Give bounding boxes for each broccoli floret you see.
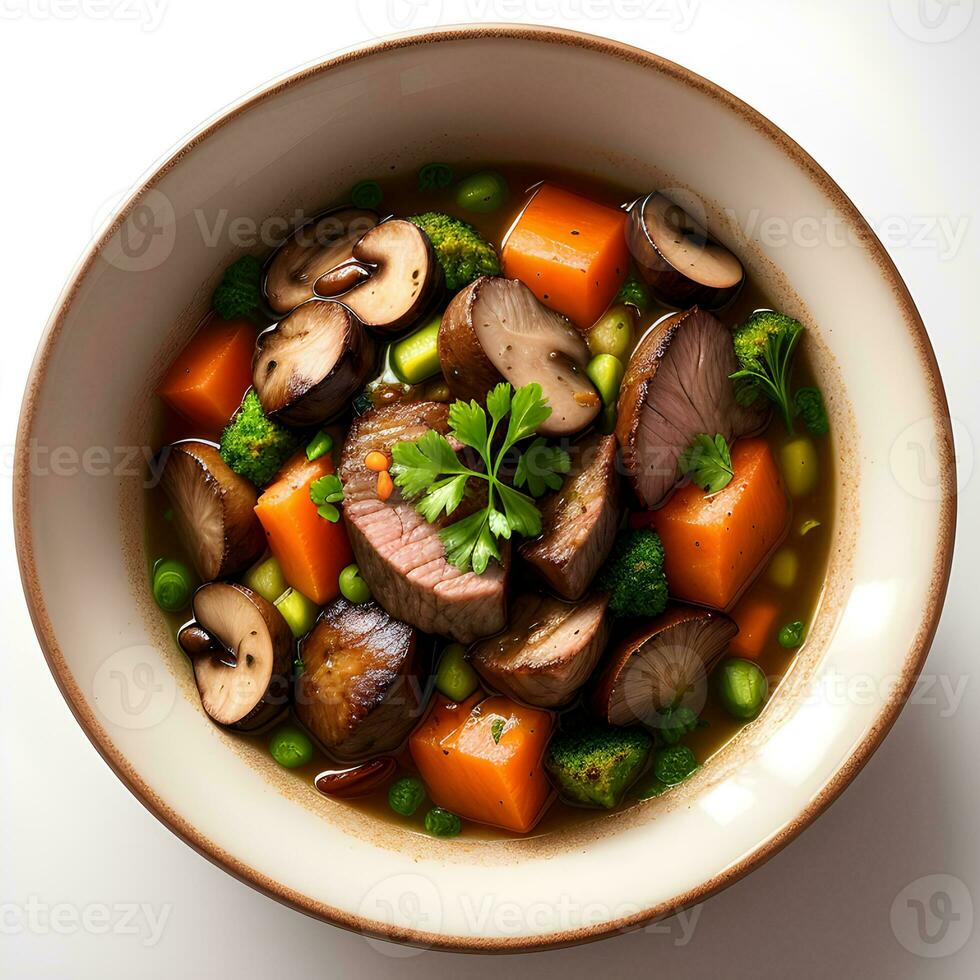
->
[408,212,500,291]
[597,528,669,618]
[730,311,804,432]
[654,745,699,785]
[546,724,653,808]
[794,386,829,436]
[219,390,299,486]
[615,272,650,312]
[212,255,262,320]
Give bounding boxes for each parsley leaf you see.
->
[490,718,505,744]
[310,475,344,521]
[514,437,571,498]
[391,383,566,573]
[679,433,734,494]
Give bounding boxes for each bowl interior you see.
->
[15,28,954,950]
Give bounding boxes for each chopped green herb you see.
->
[391,383,570,574]
[799,518,822,536]
[310,474,344,523]
[679,433,735,493]
[654,745,699,785]
[418,162,454,191]
[490,718,505,744]
[351,179,383,210]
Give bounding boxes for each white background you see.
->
[2,1,978,976]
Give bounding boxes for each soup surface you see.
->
[145,162,833,840]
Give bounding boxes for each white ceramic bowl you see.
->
[15,26,955,951]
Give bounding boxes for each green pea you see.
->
[424,806,461,837]
[243,555,288,604]
[306,431,334,462]
[654,745,699,785]
[339,563,372,604]
[778,620,806,649]
[768,547,798,589]
[435,643,479,702]
[269,725,313,769]
[418,162,453,191]
[715,658,768,720]
[152,558,194,612]
[587,305,636,359]
[455,171,508,214]
[780,436,819,498]
[274,588,319,638]
[351,180,383,210]
[388,776,426,816]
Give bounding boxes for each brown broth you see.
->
[144,163,835,840]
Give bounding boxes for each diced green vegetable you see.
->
[778,620,806,649]
[715,658,768,720]
[305,431,334,462]
[731,311,804,432]
[152,558,194,612]
[212,255,262,320]
[654,745,699,785]
[586,354,624,410]
[435,643,480,702]
[424,807,461,837]
[597,528,668,618]
[418,162,453,191]
[219,390,300,487]
[587,305,636,359]
[388,776,426,816]
[656,706,700,746]
[351,179,383,209]
[780,436,819,497]
[275,588,320,638]
[243,555,288,604]
[545,724,653,809]
[454,171,508,214]
[389,314,442,385]
[269,725,314,769]
[338,563,372,605]
[799,518,821,536]
[768,547,798,589]
[408,212,500,290]
[794,386,829,436]
[615,273,650,312]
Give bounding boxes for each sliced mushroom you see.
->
[627,192,743,309]
[263,207,378,315]
[159,441,265,581]
[181,582,293,731]
[470,592,610,708]
[296,597,425,762]
[615,307,768,509]
[252,301,375,425]
[439,277,600,437]
[340,219,440,334]
[592,605,737,727]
